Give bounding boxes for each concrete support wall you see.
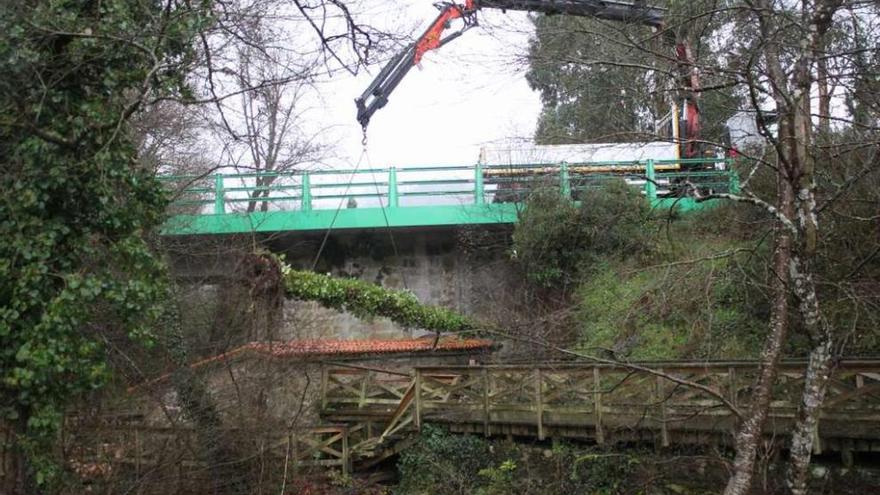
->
[274,227,516,341]
[167,226,518,342]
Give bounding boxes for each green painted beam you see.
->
[162,203,519,235]
[161,197,711,236]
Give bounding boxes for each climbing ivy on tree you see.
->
[0,1,212,488]
[282,266,479,333]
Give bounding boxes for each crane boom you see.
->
[355,1,478,130]
[356,0,665,129]
[354,1,702,157]
[477,1,663,27]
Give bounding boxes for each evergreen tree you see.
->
[0,1,210,489]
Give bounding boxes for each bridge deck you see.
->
[319,360,880,463]
[161,158,737,235]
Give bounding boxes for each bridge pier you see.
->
[166,226,520,344]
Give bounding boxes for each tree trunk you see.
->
[164,294,250,494]
[785,255,836,494]
[785,21,836,484]
[11,442,42,495]
[817,55,831,134]
[786,335,834,494]
[723,173,796,495]
[247,176,262,213]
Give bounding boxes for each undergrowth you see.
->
[396,425,725,495]
[575,226,768,360]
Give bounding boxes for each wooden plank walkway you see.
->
[320,360,880,463]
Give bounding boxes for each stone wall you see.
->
[168,226,520,343]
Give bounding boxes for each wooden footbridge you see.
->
[310,360,880,472]
[64,359,880,485]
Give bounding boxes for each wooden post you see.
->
[342,427,351,476]
[728,367,737,410]
[321,366,328,411]
[535,368,545,440]
[134,429,142,495]
[727,366,737,406]
[657,371,669,448]
[414,370,422,431]
[593,367,604,445]
[358,371,372,409]
[482,369,491,437]
[841,440,854,468]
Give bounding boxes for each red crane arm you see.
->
[355,0,683,144]
[355,1,478,128]
[414,1,476,64]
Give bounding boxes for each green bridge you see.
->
[161,158,736,236]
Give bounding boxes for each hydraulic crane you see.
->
[355,0,704,158]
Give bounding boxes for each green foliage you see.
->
[396,425,493,494]
[577,263,765,359]
[526,4,740,145]
[510,175,770,360]
[281,266,479,333]
[526,15,655,143]
[569,452,643,494]
[396,429,723,494]
[512,181,654,289]
[0,0,211,487]
[476,459,518,495]
[576,180,655,257]
[512,190,584,287]
[576,233,767,360]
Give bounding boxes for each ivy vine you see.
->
[281,265,479,334]
[0,1,212,488]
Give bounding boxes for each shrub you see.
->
[396,425,493,494]
[577,179,654,258]
[512,180,654,289]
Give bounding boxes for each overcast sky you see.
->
[308,2,542,168]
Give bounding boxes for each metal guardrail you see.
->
[159,158,737,216]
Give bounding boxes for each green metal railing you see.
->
[160,158,736,216]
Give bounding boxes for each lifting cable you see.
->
[364,138,409,292]
[310,127,409,295]
[310,143,367,271]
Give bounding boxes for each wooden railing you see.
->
[62,422,354,492]
[40,359,880,490]
[321,360,880,454]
